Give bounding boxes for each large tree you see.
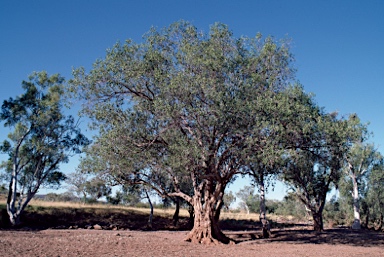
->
[69,21,294,244]
[0,71,89,225]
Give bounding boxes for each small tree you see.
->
[282,93,357,231]
[344,140,381,230]
[222,191,236,211]
[0,71,89,225]
[236,185,260,214]
[84,177,111,202]
[66,170,89,203]
[365,160,384,230]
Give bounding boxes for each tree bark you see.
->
[185,195,231,245]
[259,181,271,238]
[214,200,223,222]
[172,197,180,226]
[351,175,361,230]
[312,210,324,231]
[7,167,19,226]
[365,207,370,229]
[6,191,35,226]
[187,203,194,230]
[377,213,383,231]
[145,190,153,229]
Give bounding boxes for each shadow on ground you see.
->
[228,228,384,247]
[1,205,383,248]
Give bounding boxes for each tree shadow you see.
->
[1,205,383,248]
[230,228,384,247]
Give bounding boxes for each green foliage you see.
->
[236,185,260,213]
[66,171,112,202]
[274,193,306,219]
[69,21,295,213]
[84,177,111,200]
[223,191,236,210]
[0,184,7,194]
[43,192,77,202]
[323,195,353,227]
[0,71,89,224]
[364,161,384,230]
[281,96,362,230]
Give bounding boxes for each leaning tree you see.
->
[0,71,89,225]
[69,21,295,244]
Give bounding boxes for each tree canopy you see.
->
[69,21,299,244]
[0,71,89,225]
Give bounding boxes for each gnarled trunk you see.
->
[312,210,324,231]
[214,200,223,222]
[185,195,230,245]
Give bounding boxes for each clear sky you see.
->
[1,0,383,200]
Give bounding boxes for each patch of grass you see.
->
[0,199,190,230]
[0,199,304,231]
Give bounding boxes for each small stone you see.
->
[93,224,103,230]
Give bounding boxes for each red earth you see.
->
[1,227,383,257]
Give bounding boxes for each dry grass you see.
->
[0,198,287,222]
[17,199,268,220]
[1,198,299,232]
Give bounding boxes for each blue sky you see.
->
[1,1,383,200]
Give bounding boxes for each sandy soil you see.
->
[1,228,383,257]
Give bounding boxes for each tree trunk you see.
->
[6,208,20,226]
[185,195,231,245]
[6,191,34,226]
[172,197,180,226]
[312,210,324,231]
[351,176,361,230]
[214,200,223,222]
[365,207,370,229]
[145,190,153,229]
[187,203,194,230]
[377,212,383,231]
[7,169,19,226]
[6,175,23,226]
[259,182,271,238]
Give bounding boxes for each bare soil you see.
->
[0,228,383,257]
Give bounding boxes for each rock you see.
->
[93,224,103,230]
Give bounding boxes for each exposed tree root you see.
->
[184,228,234,245]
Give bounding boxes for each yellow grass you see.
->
[0,198,290,222]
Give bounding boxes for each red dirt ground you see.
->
[1,227,383,257]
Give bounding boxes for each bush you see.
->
[274,194,306,219]
[323,196,353,227]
